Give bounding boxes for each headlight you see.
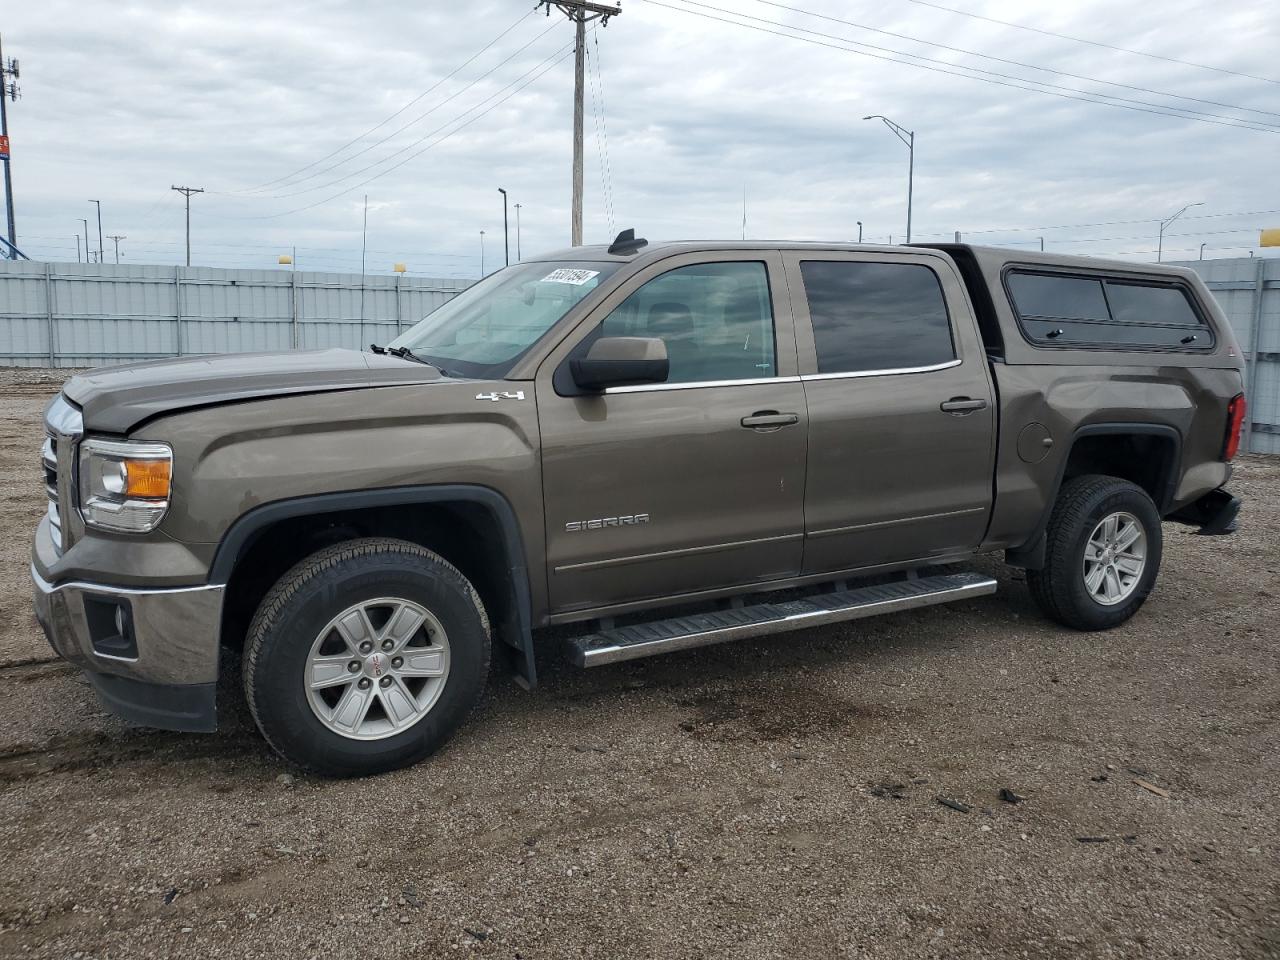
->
[78,438,173,533]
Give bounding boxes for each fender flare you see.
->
[1005,422,1182,570]
[209,484,537,686]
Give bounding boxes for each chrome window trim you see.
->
[801,358,962,382]
[604,375,802,394]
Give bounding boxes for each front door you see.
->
[537,252,807,617]
[782,251,997,575]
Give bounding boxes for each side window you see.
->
[599,261,776,384]
[799,260,955,374]
[1007,270,1212,349]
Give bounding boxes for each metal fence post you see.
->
[44,262,56,366]
[395,274,403,333]
[291,270,300,348]
[1244,257,1266,454]
[174,266,184,356]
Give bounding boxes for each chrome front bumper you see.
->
[32,565,224,731]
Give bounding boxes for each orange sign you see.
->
[0,135,8,157]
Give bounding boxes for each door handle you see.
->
[741,410,800,430]
[939,397,988,415]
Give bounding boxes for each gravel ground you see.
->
[0,368,1276,959]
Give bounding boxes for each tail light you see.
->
[1223,393,1246,461]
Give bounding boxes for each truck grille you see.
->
[42,395,84,556]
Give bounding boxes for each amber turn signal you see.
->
[124,458,172,499]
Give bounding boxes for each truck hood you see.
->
[63,348,446,433]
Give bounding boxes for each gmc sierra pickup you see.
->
[32,231,1245,775]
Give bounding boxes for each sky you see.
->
[2,0,1279,278]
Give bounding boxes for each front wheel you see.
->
[1027,475,1163,631]
[243,538,491,777]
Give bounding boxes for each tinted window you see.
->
[599,261,776,383]
[1007,269,1212,350]
[800,261,955,374]
[1105,282,1201,326]
[1006,273,1108,321]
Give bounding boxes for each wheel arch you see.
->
[1006,422,1182,570]
[211,485,536,686]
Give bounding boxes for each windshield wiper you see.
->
[387,345,456,376]
[369,343,388,355]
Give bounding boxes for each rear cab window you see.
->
[1006,269,1213,351]
[798,260,956,375]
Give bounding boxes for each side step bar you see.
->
[565,571,998,668]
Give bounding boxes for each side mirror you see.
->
[570,337,669,391]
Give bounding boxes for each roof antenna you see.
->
[607,228,648,255]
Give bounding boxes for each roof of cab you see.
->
[527,238,1199,282]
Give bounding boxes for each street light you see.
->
[1157,202,1203,262]
[514,203,523,261]
[498,188,510,266]
[480,229,486,278]
[1199,242,1207,260]
[864,115,914,243]
[79,218,90,263]
[88,199,103,265]
[856,220,863,243]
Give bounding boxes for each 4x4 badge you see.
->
[476,390,526,402]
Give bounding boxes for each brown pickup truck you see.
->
[33,233,1246,776]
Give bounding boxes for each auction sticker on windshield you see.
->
[541,268,600,285]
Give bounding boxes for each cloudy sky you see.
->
[3,0,1278,277]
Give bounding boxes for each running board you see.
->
[565,571,998,668]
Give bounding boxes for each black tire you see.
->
[1027,475,1163,631]
[243,538,490,777]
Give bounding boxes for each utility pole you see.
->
[170,185,204,266]
[0,35,18,259]
[538,1,621,246]
[89,199,103,264]
[107,234,125,264]
[498,187,510,266]
[514,203,523,261]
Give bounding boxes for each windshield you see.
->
[387,261,620,378]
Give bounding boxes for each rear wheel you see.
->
[1027,475,1163,631]
[243,538,490,777]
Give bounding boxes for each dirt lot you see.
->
[0,368,1276,959]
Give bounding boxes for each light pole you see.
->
[498,188,509,267]
[88,199,103,265]
[480,230,486,278]
[1199,242,1207,260]
[79,218,90,263]
[1157,202,1203,262]
[515,203,523,261]
[864,115,914,243]
[856,220,863,243]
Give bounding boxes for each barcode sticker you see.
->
[541,268,600,285]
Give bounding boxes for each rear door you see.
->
[536,251,807,616]
[782,251,996,575]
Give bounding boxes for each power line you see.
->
[744,0,1280,123]
[894,0,1280,87]
[240,8,539,193]
[587,23,617,234]
[238,23,564,198]
[245,41,573,202]
[219,47,576,220]
[649,0,1280,134]
[917,207,1280,238]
